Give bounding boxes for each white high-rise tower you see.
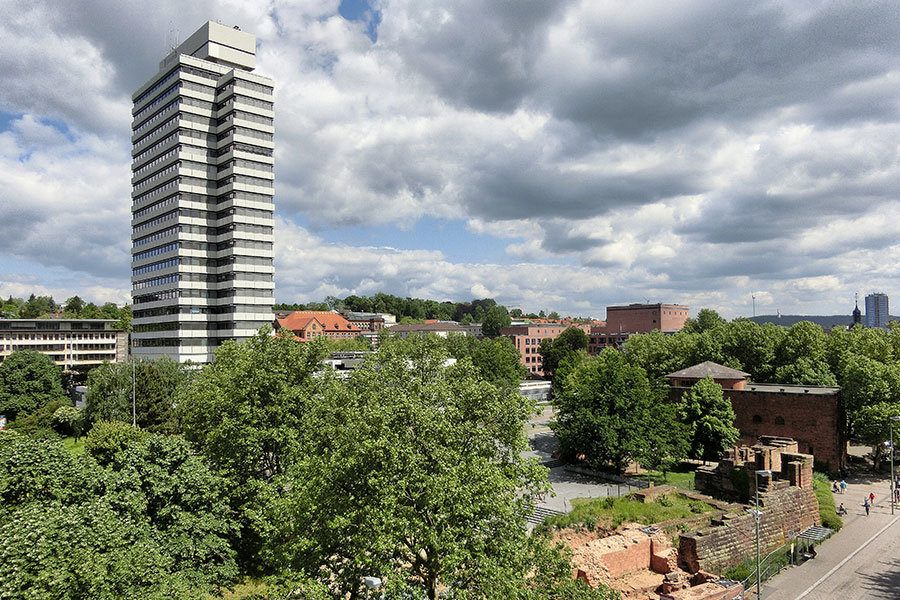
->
[131,22,275,362]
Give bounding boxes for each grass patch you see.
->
[543,491,717,531]
[721,543,793,583]
[61,436,86,456]
[813,472,843,532]
[642,464,696,490]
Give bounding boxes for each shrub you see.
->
[52,406,86,440]
[813,472,843,532]
[85,421,146,466]
[7,398,69,437]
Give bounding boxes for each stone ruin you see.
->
[557,487,744,600]
[682,436,819,574]
[558,437,820,599]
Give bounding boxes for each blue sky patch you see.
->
[338,0,381,42]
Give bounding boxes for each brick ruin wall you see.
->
[679,481,819,573]
[668,386,847,470]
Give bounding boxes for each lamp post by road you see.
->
[891,416,900,515]
[755,469,772,599]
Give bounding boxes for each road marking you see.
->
[794,513,900,599]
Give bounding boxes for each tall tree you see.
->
[177,328,329,571]
[0,350,66,420]
[553,348,661,473]
[86,357,189,432]
[539,326,589,381]
[677,376,740,462]
[481,304,512,337]
[279,336,609,599]
[683,308,726,334]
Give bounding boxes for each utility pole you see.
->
[131,353,136,427]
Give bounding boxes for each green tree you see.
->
[683,308,726,334]
[624,329,690,382]
[0,432,237,600]
[553,349,661,473]
[107,434,238,588]
[85,420,147,466]
[86,357,189,432]
[63,295,85,316]
[720,319,782,382]
[773,321,836,385]
[178,328,329,571]
[443,334,526,389]
[677,376,740,462]
[0,350,66,420]
[853,402,900,470]
[539,327,589,381]
[279,336,602,599]
[0,296,24,318]
[52,406,86,441]
[482,304,512,337]
[21,294,56,318]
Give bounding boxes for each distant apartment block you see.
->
[0,319,128,370]
[501,323,572,377]
[589,303,689,353]
[274,311,361,341]
[865,293,889,329]
[131,22,275,363]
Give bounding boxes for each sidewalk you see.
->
[761,473,898,600]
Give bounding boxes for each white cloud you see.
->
[2,1,900,319]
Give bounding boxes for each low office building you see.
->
[386,321,469,339]
[0,319,128,371]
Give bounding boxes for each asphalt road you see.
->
[763,476,900,600]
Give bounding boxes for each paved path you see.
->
[762,475,900,600]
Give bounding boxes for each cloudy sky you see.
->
[1,0,899,319]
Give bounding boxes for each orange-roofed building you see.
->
[274,311,362,342]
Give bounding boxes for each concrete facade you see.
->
[0,319,128,370]
[131,21,275,363]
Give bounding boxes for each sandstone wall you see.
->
[678,484,820,573]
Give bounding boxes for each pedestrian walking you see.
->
[894,487,899,503]
[870,492,876,504]
[833,481,839,493]
[840,480,847,494]
[864,497,870,516]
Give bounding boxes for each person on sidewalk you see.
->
[870,492,876,504]
[840,480,847,494]
[864,497,870,516]
[838,503,848,516]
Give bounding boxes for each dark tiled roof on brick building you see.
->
[665,361,749,380]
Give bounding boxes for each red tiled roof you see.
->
[275,311,361,334]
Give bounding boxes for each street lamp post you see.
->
[890,416,900,515]
[131,354,136,427]
[755,469,772,599]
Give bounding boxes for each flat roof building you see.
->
[590,303,689,353]
[130,22,275,362]
[865,293,889,329]
[0,319,128,371]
